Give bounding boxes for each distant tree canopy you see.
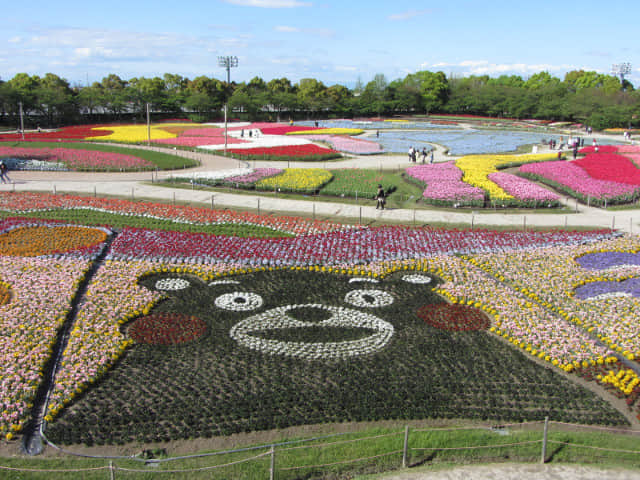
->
[0,69,638,129]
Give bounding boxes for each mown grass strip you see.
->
[0,210,292,238]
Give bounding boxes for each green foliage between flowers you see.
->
[46,269,627,447]
[320,169,397,198]
[0,210,292,238]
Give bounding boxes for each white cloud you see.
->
[222,0,311,7]
[275,25,300,32]
[388,9,431,21]
[421,60,580,76]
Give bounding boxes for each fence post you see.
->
[53,184,56,195]
[173,192,175,206]
[564,216,568,228]
[313,203,316,220]
[359,206,362,225]
[541,416,549,464]
[471,214,474,229]
[211,195,214,209]
[109,460,115,480]
[94,186,96,198]
[523,216,527,231]
[355,191,358,204]
[402,425,410,469]
[131,188,134,201]
[270,445,276,480]
[612,216,615,231]
[258,198,261,216]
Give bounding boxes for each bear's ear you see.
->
[139,274,206,294]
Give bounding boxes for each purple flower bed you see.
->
[574,278,640,300]
[519,161,640,204]
[224,168,283,184]
[488,172,560,202]
[406,162,485,207]
[576,251,640,270]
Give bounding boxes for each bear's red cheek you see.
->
[128,313,207,345]
[417,304,490,332]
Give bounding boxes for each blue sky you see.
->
[1,0,638,88]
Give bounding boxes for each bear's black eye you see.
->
[215,292,263,311]
[344,289,394,308]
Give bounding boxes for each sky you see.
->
[1,0,639,89]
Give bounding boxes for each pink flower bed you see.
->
[406,162,485,205]
[488,172,560,202]
[519,161,639,199]
[574,153,640,185]
[300,135,382,154]
[224,168,283,184]
[0,147,153,170]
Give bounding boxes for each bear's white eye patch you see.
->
[402,274,432,284]
[348,278,379,284]
[215,292,264,311]
[155,278,191,291]
[208,280,241,286]
[344,289,394,308]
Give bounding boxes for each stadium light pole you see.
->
[218,56,238,153]
[612,62,632,88]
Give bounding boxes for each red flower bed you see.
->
[259,126,321,135]
[128,313,207,345]
[0,125,111,142]
[578,145,618,154]
[574,152,640,185]
[226,144,338,157]
[417,304,490,331]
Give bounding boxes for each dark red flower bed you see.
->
[0,125,111,142]
[417,304,490,331]
[574,152,640,185]
[226,144,339,158]
[128,313,207,345]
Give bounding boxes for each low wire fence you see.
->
[2,419,640,479]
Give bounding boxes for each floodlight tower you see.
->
[218,55,238,152]
[612,62,632,87]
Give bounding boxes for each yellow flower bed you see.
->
[287,128,364,136]
[256,168,333,192]
[598,369,640,396]
[455,153,557,200]
[86,123,190,142]
[384,119,409,123]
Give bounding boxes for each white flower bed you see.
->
[170,168,253,181]
[200,134,313,151]
[402,274,432,284]
[229,304,394,360]
[155,278,191,291]
[215,292,264,311]
[344,289,394,308]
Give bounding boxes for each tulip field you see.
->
[1,192,640,449]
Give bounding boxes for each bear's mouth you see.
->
[229,304,394,360]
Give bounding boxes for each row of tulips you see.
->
[487,172,560,206]
[519,161,640,206]
[106,225,615,267]
[455,153,557,201]
[255,168,333,193]
[0,192,350,235]
[0,146,153,171]
[405,162,485,207]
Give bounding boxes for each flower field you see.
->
[3,193,640,446]
[0,146,153,171]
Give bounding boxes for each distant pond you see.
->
[296,120,620,156]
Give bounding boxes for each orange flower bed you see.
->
[0,281,12,305]
[0,226,107,256]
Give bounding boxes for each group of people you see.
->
[407,146,434,164]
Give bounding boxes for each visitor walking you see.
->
[375,184,386,210]
[429,151,434,164]
[421,148,427,163]
[0,161,10,184]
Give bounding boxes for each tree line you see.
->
[0,69,637,130]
